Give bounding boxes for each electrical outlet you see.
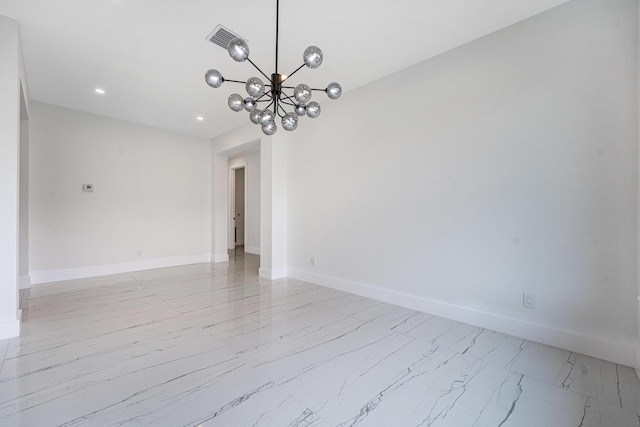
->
[310,256,316,267]
[523,292,536,309]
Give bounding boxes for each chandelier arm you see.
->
[282,63,306,82]
[280,100,297,108]
[281,101,298,109]
[280,85,325,92]
[279,91,295,101]
[246,58,272,82]
[276,103,288,118]
[223,79,249,84]
[280,93,299,106]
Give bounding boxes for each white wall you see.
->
[19,113,29,289]
[262,132,290,279]
[637,0,640,379]
[229,150,261,254]
[29,102,212,284]
[287,0,638,366]
[18,23,30,292]
[0,15,22,339]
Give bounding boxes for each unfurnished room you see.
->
[1,0,640,425]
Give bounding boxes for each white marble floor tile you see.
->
[556,352,640,415]
[390,311,487,352]
[76,361,322,427]
[0,338,8,374]
[252,319,416,375]
[349,301,420,328]
[206,301,352,346]
[317,350,514,426]
[229,314,372,364]
[313,294,384,318]
[592,399,640,427]
[501,340,572,385]
[0,318,199,400]
[453,329,527,366]
[471,373,594,427]
[281,339,458,426]
[1,326,325,426]
[2,252,639,426]
[8,304,185,359]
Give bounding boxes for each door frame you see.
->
[228,162,247,250]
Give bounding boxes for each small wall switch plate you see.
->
[523,292,536,309]
[136,250,142,257]
[310,256,316,267]
[83,184,94,192]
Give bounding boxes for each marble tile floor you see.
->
[1,250,639,426]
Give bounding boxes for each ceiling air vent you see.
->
[206,24,247,50]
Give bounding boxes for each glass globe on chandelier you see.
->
[204,0,342,135]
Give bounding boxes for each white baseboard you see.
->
[0,310,21,340]
[289,268,635,368]
[30,254,212,285]
[214,253,229,263]
[245,246,260,255]
[19,275,31,289]
[259,267,287,280]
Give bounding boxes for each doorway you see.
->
[215,137,281,278]
[233,167,245,248]
[227,148,260,256]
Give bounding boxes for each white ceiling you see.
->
[0,0,570,139]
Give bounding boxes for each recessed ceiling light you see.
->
[95,88,105,95]
[196,116,204,121]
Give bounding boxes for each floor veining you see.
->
[1,250,639,426]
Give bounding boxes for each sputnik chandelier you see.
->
[204,0,342,135]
